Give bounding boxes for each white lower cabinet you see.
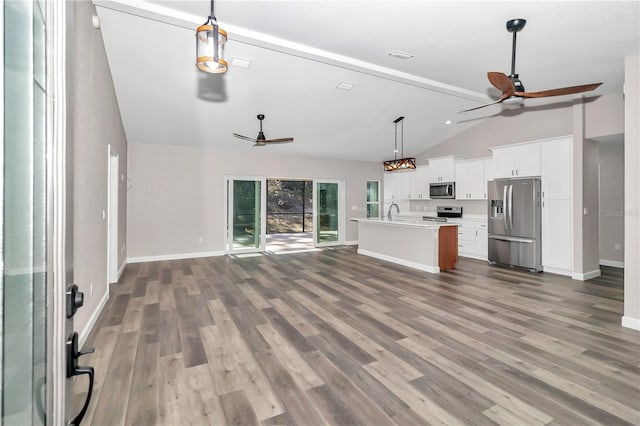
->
[475,223,488,257]
[542,199,572,273]
[455,220,488,260]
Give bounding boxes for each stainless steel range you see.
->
[423,206,462,222]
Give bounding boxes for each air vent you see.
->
[336,81,355,91]
[231,57,252,68]
[388,51,414,60]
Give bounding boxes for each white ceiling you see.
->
[94,1,639,162]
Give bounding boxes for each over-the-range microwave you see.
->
[429,182,455,199]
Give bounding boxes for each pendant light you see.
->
[196,0,228,73]
[383,117,416,171]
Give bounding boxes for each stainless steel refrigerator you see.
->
[488,177,542,272]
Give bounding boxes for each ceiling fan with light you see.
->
[459,19,602,113]
[233,114,294,146]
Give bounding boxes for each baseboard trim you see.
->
[357,249,439,273]
[117,261,127,281]
[621,316,640,331]
[600,259,624,268]
[344,240,358,246]
[542,266,573,277]
[572,269,602,281]
[127,250,225,263]
[78,290,109,349]
[459,253,488,261]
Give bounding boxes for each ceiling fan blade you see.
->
[233,133,257,142]
[487,72,515,95]
[264,137,294,143]
[458,94,511,113]
[516,82,602,99]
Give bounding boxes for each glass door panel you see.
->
[227,178,266,253]
[313,180,342,246]
[2,0,47,424]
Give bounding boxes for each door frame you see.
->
[107,145,119,283]
[45,1,71,424]
[224,176,267,254]
[312,179,345,247]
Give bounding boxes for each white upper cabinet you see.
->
[399,171,413,200]
[426,156,458,183]
[541,136,572,199]
[455,159,487,200]
[410,166,429,199]
[383,172,401,202]
[491,142,541,178]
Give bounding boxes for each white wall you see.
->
[623,56,640,330]
[70,0,128,342]
[599,139,625,264]
[127,143,381,259]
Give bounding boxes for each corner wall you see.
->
[70,0,128,344]
[126,143,381,259]
[623,56,640,330]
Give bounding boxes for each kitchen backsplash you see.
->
[409,199,487,215]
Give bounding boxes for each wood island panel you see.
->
[438,225,458,271]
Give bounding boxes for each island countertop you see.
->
[350,217,459,229]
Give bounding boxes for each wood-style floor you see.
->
[75,247,640,426]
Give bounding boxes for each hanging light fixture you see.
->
[196,0,228,73]
[383,116,416,171]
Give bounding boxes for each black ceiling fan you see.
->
[233,114,294,146]
[459,18,602,113]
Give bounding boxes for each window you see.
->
[366,181,380,218]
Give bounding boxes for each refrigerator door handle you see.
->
[503,184,509,231]
[489,235,534,244]
[508,184,514,231]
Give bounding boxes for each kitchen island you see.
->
[352,218,458,273]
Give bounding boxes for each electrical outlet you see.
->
[614,243,621,251]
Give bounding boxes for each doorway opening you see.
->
[266,179,315,253]
[107,146,120,283]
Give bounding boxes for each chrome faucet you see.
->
[387,203,400,221]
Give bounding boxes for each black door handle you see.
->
[69,366,94,426]
[66,332,95,425]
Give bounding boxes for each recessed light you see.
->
[445,120,452,125]
[231,57,252,68]
[336,81,355,91]
[388,50,414,60]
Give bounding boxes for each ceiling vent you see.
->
[336,81,355,91]
[388,51,414,60]
[231,57,252,68]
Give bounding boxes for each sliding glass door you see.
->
[226,178,266,253]
[313,180,344,247]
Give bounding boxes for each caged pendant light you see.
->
[383,116,416,172]
[196,0,228,73]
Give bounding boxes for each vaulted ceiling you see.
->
[94,1,639,161]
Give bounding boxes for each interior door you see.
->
[226,177,266,253]
[313,180,344,247]
[2,1,48,423]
